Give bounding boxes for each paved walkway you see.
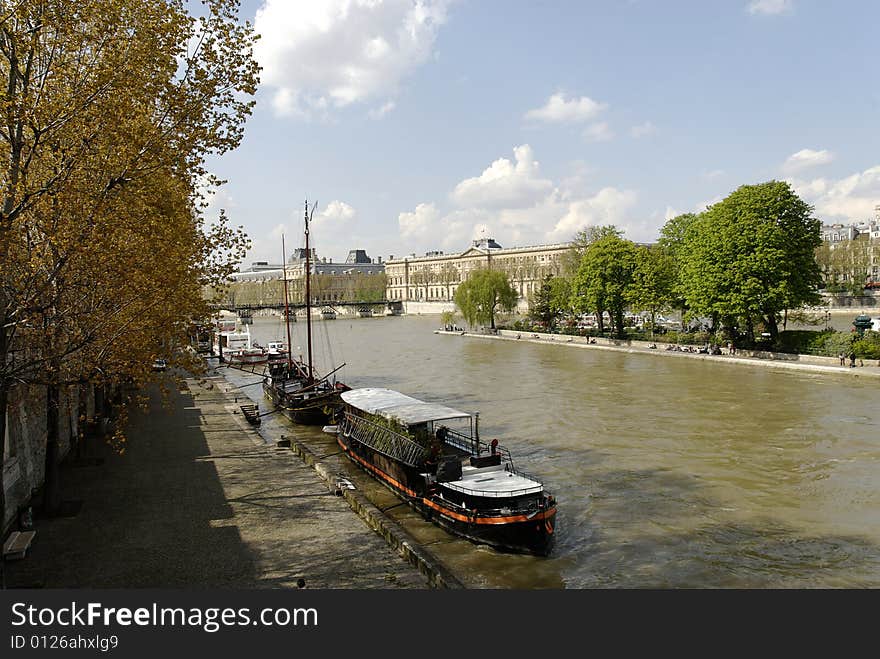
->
[5,374,434,589]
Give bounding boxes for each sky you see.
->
[204,0,880,267]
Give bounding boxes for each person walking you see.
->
[839,352,846,366]
[849,351,857,368]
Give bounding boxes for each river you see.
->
[219,312,880,588]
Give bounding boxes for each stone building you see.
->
[220,249,386,307]
[285,248,386,305]
[385,237,573,307]
[819,219,880,286]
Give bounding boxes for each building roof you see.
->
[341,388,472,425]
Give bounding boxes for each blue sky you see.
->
[205,0,880,266]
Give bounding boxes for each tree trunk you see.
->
[765,312,779,341]
[75,385,87,460]
[614,307,625,339]
[43,382,62,515]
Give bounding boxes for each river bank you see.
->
[435,328,880,379]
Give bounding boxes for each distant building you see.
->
[818,218,880,287]
[284,248,385,304]
[385,237,572,304]
[227,261,285,282]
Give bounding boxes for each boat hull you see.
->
[263,381,348,425]
[337,430,556,556]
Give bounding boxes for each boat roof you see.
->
[441,464,544,498]
[341,388,472,426]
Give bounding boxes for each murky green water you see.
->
[221,313,880,588]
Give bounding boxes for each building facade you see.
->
[285,248,386,304]
[818,217,880,287]
[385,238,573,305]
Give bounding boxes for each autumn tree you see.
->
[453,268,518,330]
[0,0,258,520]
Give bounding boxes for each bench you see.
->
[239,404,261,426]
[3,530,36,560]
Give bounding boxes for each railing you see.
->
[341,413,429,467]
[442,427,479,455]
[441,427,539,481]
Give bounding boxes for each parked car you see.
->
[151,358,167,372]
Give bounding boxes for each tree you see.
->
[561,225,623,276]
[453,268,518,330]
[529,274,574,329]
[528,275,555,327]
[677,181,822,342]
[0,0,258,522]
[629,244,676,337]
[571,234,640,338]
[437,263,459,301]
[657,212,700,322]
[816,237,877,295]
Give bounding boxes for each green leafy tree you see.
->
[561,224,623,276]
[571,233,640,338]
[678,181,822,342]
[548,275,574,321]
[658,212,700,322]
[453,268,518,330]
[528,274,555,327]
[629,244,676,337]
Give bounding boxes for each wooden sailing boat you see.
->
[262,200,351,424]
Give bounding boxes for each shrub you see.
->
[813,331,858,358]
[852,333,880,360]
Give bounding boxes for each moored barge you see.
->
[330,388,556,556]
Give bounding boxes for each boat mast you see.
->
[282,234,293,371]
[304,199,314,383]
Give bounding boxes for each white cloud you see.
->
[747,0,793,15]
[790,165,880,220]
[547,188,638,241]
[524,92,607,124]
[630,121,656,138]
[397,145,641,252]
[583,121,614,143]
[313,200,356,230]
[782,148,834,173]
[254,0,451,118]
[451,144,553,209]
[399,202,440,239]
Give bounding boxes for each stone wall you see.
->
[3,383,92,531]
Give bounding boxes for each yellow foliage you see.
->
[0,0,259,447]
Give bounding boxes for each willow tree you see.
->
[453,268,518,330]
[0,0,258,519]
